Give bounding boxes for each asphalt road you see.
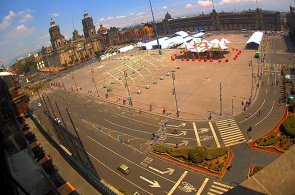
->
[28,34,292,195]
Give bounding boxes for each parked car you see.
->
[117,163,131,175]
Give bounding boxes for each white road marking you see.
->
[139,176,161,188]
[196,178,209,195]
[87,136,175,183]
[255,101,275,126]
[165,140,189,146]
[239,99,265,123]
[167,171,188,195]
[149,166,175,175]
[87,152,153,195]
[193,122,201,146]
[208,122,221,148]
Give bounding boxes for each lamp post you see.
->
[220,82,223,116]
[91,69,99,97]
[148,0,161,55]
[172,72,179,117]
[124,71,132,106]
[72,72,79,91]
[250,60,254,99]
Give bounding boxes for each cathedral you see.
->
[41,11,107,67]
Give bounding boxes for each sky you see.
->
[0,0,293,67]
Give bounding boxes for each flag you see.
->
[0,60,2,63]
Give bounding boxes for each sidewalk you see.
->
[27,118,102,195]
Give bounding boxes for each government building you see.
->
[156,8,281,35]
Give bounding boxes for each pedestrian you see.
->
[177,107,181,117]
[106,93,108,99]
[123,99,126,105]
[258,110,261,116]
[162,107,166,114]
[241,101,244,106]
[248,112,251,118]
[149,104,152,111]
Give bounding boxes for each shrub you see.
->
[118,187,130,195]
[170,149,189,160]
[250,166,264,177]
[259,138,278,146]
[188,147,207,164]
[153,146,171,154]
[289,100,295,113]
[206,148,228,160]
[280,118,295,138]
[107,88,113,92]
[271,132,277,138]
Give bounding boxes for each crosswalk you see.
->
[207,181,233,195]
[215,118,246,147]
[264,63,283,69]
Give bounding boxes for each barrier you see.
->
[28,110,118,195]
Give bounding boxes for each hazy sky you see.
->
[0,0,293,67]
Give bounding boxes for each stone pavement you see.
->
[27,118,102,195]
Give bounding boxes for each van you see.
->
[241,29,248,33]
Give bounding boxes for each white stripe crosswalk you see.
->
[264,63,282,69]
[207,181,233,195]
[215,118,246,147]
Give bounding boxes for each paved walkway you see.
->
[27,118,102,195]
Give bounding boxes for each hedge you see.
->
[188,147,207,164]
[206,148,228,160]
[153,146,172,154]
[170,149,189,160]
[259,138,278,146]
[280,118,295,138]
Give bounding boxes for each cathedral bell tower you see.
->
[49,18,66,50]
[82,11,96,38]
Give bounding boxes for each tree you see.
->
[188,147,207,164]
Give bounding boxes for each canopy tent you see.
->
[171,31,189,38]
[141,37,169,50]
[246,31,263,49]
[177,42,194,50]
[210,39,220,44]
[209,43,228,51]
[118,45,134,53]
[192,32,205,38]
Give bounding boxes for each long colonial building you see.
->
[156,8,281,35]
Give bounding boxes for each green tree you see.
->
[188,147,207,164]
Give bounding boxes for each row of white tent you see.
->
[137,31,206,50]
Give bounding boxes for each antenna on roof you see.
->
[256,0,258,9]
[212,0,215,10]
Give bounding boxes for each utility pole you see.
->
[250,60,254,99]
[91,69,99,97]
[220,82,223,116]
[148,0,161,55]
[172,73,179,117]
[72,72,79,91]
[124,71,132,106]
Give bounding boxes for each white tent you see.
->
[246,31,263,45]
[210,39,220,44]
[118,45,134,53]
[192,32,205,38]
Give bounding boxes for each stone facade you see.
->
[156,9,281,35]
[43,11,103,67]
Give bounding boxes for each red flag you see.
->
[0,60,2,63]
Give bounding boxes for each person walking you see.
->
[149,104,152,111]
[258,110,261,116]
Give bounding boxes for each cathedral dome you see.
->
[165,12,172,20]
[98,24,108,34]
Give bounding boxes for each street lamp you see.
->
[124,71,133,106]
[172,72,179,117]
[148,0,161,55]
[91,69,99,97]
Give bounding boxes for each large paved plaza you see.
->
[61,33,263,120]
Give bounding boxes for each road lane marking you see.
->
[139,176,161,188]
[167,171,188,195]
[112,113,159,127]
[192,122,201,146]
[87,152,153,195]
[104,119,151,134]
[87,136,175,183]
[239,99,265,123]
[208,122,221,148]
[255,101,275,126]
[149,166,175,175]
[196,178,209,195]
